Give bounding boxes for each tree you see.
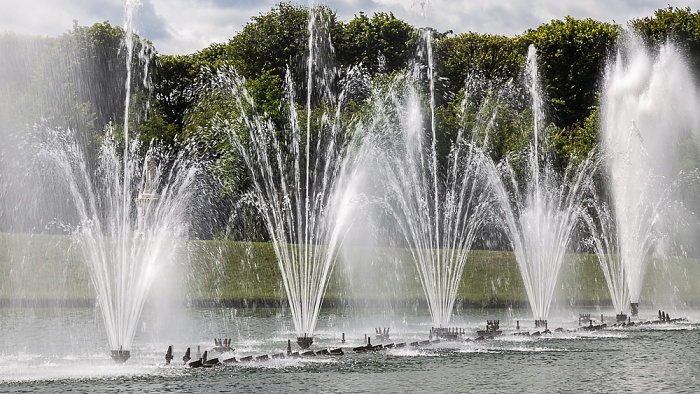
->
[631,7,700,72]
[334,11,416,74]
[0,22,155,154]
[437,32,525,94]
[225,2,313,80]
[521,16,620,130]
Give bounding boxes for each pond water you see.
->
[1,306,698,393]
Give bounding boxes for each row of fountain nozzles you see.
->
[430,327,466,333]
[375,327,390,339]
[166,345,238,367]
[214,338,232,347]
[165,345,197,365]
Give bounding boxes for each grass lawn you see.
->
[1,233,698,307]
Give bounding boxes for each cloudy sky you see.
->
[1,0,699,55]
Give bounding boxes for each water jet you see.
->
[587,34,700,319]
[359,31,496,328]
[492,45,596,324]
[631,303,639,316]
[210,6,357,342]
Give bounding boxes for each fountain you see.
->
[205,7,359,346]
[582,201,631,318]
[587,34,700,317]
[491,45,597,323]
[351,30,497,327]
[3,1,700,389]
[7,0,203,363]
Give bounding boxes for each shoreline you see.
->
[0,297,672,309]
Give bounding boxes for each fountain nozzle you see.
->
[111,346,130,363]
[296,334,314,349]
[165,345,173,365]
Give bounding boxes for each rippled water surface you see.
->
[1,307,698,393]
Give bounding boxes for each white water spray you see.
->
[595,34,700,313]
[209,8,360,343]
[492,45,597,322]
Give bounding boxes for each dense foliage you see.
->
[3,3,700,241]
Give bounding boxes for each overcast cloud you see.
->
[0,0,699,55]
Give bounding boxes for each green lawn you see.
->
[1,233,698,307]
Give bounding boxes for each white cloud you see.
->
[0,0,123,37]
[148,0,264,54]
[1,0,700,55]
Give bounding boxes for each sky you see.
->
[1,0,699,55]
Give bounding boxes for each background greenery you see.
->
[4,5,700,180]
[2,5,700,305]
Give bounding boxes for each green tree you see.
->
[59,21,154,131]
[0,22,156,154]
[521,16,620,130]
[631,7,700,71]
[550,105,600,170]
[149,43,241,145]
[153,53,201,131]
[437,32,525,94]
[226,3,313,80]
[334,11,416,74]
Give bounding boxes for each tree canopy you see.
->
[631,6,700,71]
[4,3,700,240]
[521,16,621,129]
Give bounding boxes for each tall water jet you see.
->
[38,129,199,363]
[21,0,203,363]
[350,30,498,327]
[207,8,359,347]
[596,34,700,315]
[492,45,596,323]
[582,202,631,317]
